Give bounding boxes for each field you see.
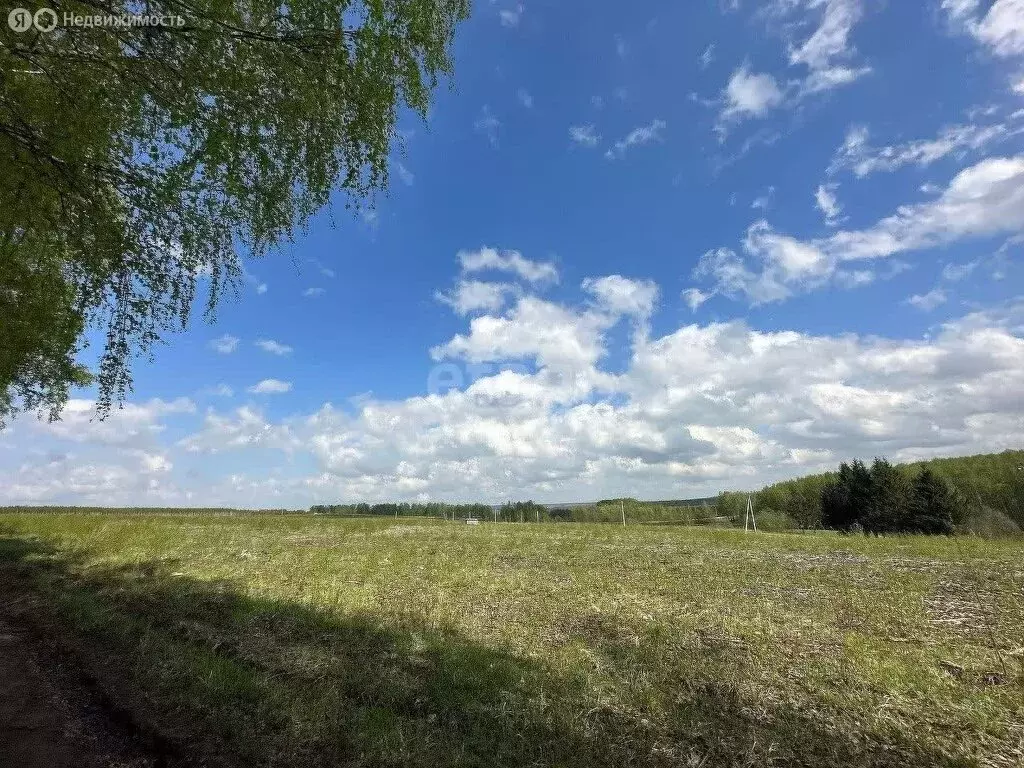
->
[1,512,1022,767]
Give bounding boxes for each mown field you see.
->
[0,512,1021,767]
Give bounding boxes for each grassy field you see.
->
[0,512,1021,767]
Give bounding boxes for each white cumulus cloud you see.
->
[944,0,1024,57]
[459,247,558,283]
[209,334,239,354]
[436,280,514,315]
[569,124,601,148]
[907,289,948,311]
[248,379,292,395]
[255,339,293,356]
[696,155,1024,303]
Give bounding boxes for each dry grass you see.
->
[0,511,1022,767]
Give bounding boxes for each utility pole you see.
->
[745,495,757,532]
[621,499,625,527]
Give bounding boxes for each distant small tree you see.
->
[862,458,913,534]
[716,491,746,526]
[907,469,957,535]
[821,461,868,531]
[787,486,822,529]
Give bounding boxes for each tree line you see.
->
[310,503,492,520]
[309,450,1021,536]
[719,450,1022,535]
[308,499,718,525]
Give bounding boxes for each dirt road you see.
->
[0,604,160,768]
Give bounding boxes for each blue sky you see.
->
[4,0,1024,507]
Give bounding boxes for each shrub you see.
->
[962,506,1021,538]
[753,509,796,531]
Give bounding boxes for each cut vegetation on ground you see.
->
[1,512,1022,767]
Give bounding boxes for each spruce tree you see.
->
[908,469,957,535]
[821,462,860,531]
[863,458,913,534]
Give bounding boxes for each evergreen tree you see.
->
[863,458,913,534]
[908,469,957,535]
[821,478,851,530]
[821,461,869,531]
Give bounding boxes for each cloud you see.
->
[436,280,514,315]
[248,379,292,395]
[906,288,948,311]
[7,284,1024,505]
[826,155,1024,258]
[797,65,871,95]
[829,116,1024,177]
[0,455,186,505]
[712,1,869,136]
[569,124,601,148]
[458,247,558,283]
[29,397,196,446]
[395,162,414,186]
[431,295,611,373]
[209,384,234,397]
[682,288,712,311]
[700,44,716,69]
[752,186,776,210]
[255,339,293,356]
[499,3,523,28]
[604,119,667,160]
[209,334,239,354]
[473,105,501,147]
[179,406,299,454]
[307,258,335,278]
[695,238,817,306]
[582,275,659,319]
[303,287,325,298]
[615,34,628,58]
[942,260,980,281]
[720,68,784,124]
[788,0,872,93]
[174,298,1024,504]
[696,155,1024,303]
[788,0,864,70]
[944,0,1024,57]
[140,452,173,473]
[815,183,844,226]
[517,88,533,108]
[255,283,268,295]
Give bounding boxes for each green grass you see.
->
[1,511,1022,767]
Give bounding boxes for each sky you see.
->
[3,0,1024,508]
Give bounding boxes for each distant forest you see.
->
[310,450,1023,535]
[719,449,1023,535]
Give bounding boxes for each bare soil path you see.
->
[0,593,163,768]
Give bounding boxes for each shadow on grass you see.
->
[0,532,969,768]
